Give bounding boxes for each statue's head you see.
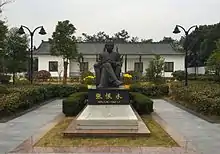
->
[105,42,114,53]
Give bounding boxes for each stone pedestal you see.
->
[63,87,151,137]
[76,105,138,130]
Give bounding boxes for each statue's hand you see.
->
[115,62,121,66]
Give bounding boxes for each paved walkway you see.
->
[0,99,62,154]
[153,99,220,154]
[0,99,220,154]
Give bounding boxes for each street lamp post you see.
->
[173,25,198,86]
[17,25,46,84]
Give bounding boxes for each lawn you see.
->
[35,115,178,147]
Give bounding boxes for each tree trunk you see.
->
[12,51,15,85]
[63,61,68,84]
[12,71,15,85]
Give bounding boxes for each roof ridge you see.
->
[34,41,184,55]
[39,41,172,45]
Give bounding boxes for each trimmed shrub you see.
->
[0,84,88,117]
[172,70,185,81]
[41,84,88,98]
[130,83,169,97]
[125,71,142,81]
[140,76,148,82]
[35,70,51,81]
[70,77,80,82]
[62,92,88,116]
[172,71,220,82]
[188,74,220,82]
[0,87,46,116]
[170,81,220,116]
[15,78,31,85]
[48,77,59,82]
[130,92,154,115]
[0,85,9,95]
[80,71,94,83]
[0,74,11,84]
[62,91,153,117]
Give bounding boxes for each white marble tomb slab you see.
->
[76,105,139,130]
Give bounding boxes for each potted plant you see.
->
[123,73,132,89]
[83,75,95,89]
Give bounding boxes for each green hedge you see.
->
[172,70,220,82]
[62,92,88,116]
[130,92,154,115]
[62,91,154,117]
[130,83,169,97]
[188,74,220,82]
[0,74,11,84]
[170,81,220,116]
[0,84,87,117]
[0,85,9,95]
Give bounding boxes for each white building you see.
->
[188,66,206,74]
[34,41,185,77]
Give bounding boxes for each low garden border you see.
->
[0,84,88,121]
[0,98,57,123]
[163,98,220,124]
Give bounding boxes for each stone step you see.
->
[76,125,138,130]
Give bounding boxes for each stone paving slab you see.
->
[9,111,199,154]
[9,146,197,154]
[1,98,219,154]
[153,99,220,154]
[0,99,63,154]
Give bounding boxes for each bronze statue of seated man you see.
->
[94,43,123,88]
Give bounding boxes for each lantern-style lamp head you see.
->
[17,26,25,35]
[173,25,181,34]
[39,26,46,35]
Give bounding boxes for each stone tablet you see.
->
[88,88,130,105]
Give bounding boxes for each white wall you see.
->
[188,66,206,74]
[142,55,153,73]
[69,60,80,75]
[69,55,96,75]
[36,54,185,78]
[84,55,97,73]
[124,55,185,77]
[122,55,153,73]
[36,55,70,77]
[163,55,185,77]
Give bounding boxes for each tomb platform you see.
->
[76,105,138,130]
[63,86,151,137]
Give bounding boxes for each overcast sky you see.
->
[1,0,220,46]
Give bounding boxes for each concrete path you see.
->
[0,99,62,154]
[153,99,220,154]
[1,99,220,154]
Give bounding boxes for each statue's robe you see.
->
[94,51,122,88]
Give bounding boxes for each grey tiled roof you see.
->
[34,41,184,55]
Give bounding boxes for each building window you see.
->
[134,62,143,72]
[49,61,58,72]
[80,62,88,72]
[164,62,174,72]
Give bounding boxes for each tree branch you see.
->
[0,0,13,8]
